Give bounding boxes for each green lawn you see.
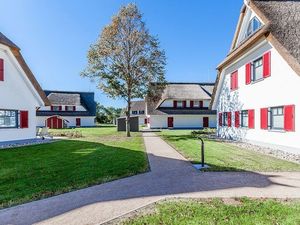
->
[159,130,300,171]
[124,198,300,225]
[0,127,148,208]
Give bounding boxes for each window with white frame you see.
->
[252,57,263,81]
[268,106,284,130]
[223,112,228,126]
[132,111,138,115]
[177,101,183,108]
[240,110,248,128]
[139,110,145,114]
[65,106,74,111]
[193,101,199,107]
[246,17,262,38]
[0,110,18,128]
[52,106,60,111]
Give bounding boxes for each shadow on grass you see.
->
[0,138,299,225]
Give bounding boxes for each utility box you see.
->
[117,116,139,132]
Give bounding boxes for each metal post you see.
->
[198,137,205,168]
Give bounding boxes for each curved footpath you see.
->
[1,133,300,225]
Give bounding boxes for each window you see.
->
[177,101,183,108]
[240,110,249,128]
[139,110,145,114]
[52,106,61,111]
[252,57,263,81]
[193,101,199,107]
[223,112,228,126]
[0,110,18,128]
[268,107,284,130]
[246,17,262,38]
[65,106,74,111]
[132,111,138,115]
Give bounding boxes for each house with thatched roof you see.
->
[211,0,300,153]
[146,83,217,129]
[0,32,50,142]
[130,100,147,125]
[36,90,96,129]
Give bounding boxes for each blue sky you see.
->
[0,0,243,107]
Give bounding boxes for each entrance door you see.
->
[167,117,174,128]
[76,118,81,127]
[203,117,209,128]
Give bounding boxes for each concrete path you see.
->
[1,133,300,225]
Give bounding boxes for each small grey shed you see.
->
[117,116,139,132]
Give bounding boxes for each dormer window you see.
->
[245,17,261,38]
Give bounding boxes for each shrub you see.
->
[191,128,216,138]
[50,130,83,138]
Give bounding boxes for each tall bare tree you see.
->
[82,3,166,137]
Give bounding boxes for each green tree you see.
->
[82,3,166,137]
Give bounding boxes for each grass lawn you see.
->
[124,198,300,225]
[0,127,148,209]
[159,130,300,172]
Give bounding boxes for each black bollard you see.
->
[198,136,205,168]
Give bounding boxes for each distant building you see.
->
[211,0,300,152]
[146,83,216,129]
[36,90,96,128]
[0,32,49,142]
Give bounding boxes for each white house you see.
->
[130,100,147,125]
[146,83,217,129]
[211,0,300,153]
[0,32,49,142]
[36,90,96,128]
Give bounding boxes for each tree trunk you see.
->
[126,101,131,137]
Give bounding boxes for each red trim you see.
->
[190,101,194,108]
[59,106,62,111]
[219,113,222,126]
[173,100,177,108]
[200,101,203,108]
[263,51,271,78]
[235,111,240,128]
[260,108,268,130]
[227,112,232,127]
[183,101,186,108]
[284,105,295,132]
[65,106,68,111]
[51,106,54,111]
[73,106,76,111]
[248,109,255,129]
[0,59,4,81]
[245,63,251,85]
[20,111,29,128]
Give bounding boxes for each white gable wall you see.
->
[215,39,300,151]
[0,44,44,142]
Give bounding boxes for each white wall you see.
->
[0,44,44,142]
[215,39,300,150]
[149,115,216,129]
[37,116,95,128]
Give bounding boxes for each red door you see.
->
[46,116,63,129]
[76,118,81,127]
[203,117,209,128]
[167,117,174,128]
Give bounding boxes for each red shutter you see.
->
[65,106,68,111]
[0,59,4,81]
[248,109,255,129]
[263,51,271,78]
[219,113,222,126]
[200,101,203,108]
[73,106,76,111]
[20,111,29,128]
[173,100,177,108]
[235,111,240,128]
[183,101,186,108]
[190,101,194,108]
[245,63,251,85]
[51,106,54,111]
[231,71,238,90]
[59,106,62,111]
[260,108,268,130]
[284,105,295,132]
[227,112,232,127]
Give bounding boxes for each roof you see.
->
[147,83,216,115]
[37,90,96,117]
[0,32,50,105]
[210,0,300,108]
[131,100,145,111]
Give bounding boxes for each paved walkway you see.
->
[1,133,300,225]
